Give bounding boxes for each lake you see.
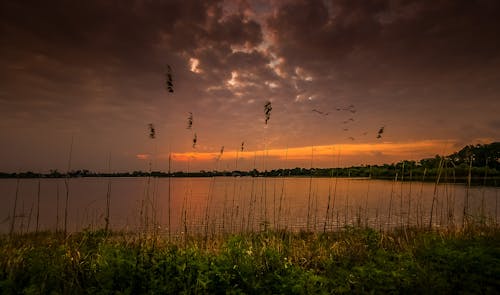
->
[1,177,498,234]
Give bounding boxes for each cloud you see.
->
[0,0,498,172]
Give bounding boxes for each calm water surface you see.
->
[1,177,498,234]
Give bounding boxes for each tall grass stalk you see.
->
[463,155,473,229]
[277,147,288,230]
[429,156,444,229]
[495,180,498,225]
[443,162,449,227]
[262,101,272,231]
[56,181,60,232]
[231,146,240,233]
[247,152,258,232]
[272,176,277,229]
[387,172,398,229]
[329,149,341,230]
[181,156,193,243]
[417,168,427,228]
[104,153,112,233]
[323,147,335,232]
[168,152,172,241]
[203,156,219,242]
[480,158,488,223]
[9,178,20,237]
[345,168,351,226]
[364,166,372,228]
[35,179,41,232]
[313,176,319,231]
[450,164,457,228]
[64,135,74,236]
[407,166,413,228]
[306,146,314,231]
[262,150,269,231]
[27,198,33,233]
[144,160,152,233]
[19,200,25,233]
[400,162,405,227]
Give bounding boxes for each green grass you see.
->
[1,227,499,294]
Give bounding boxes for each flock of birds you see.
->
[312,104,385,141]
[147,64,387,158]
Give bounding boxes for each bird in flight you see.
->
[312,109,329,116]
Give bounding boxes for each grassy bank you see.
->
[1,227,499,294]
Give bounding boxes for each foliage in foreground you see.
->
[1,227,499,294]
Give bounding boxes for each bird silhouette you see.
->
[312,109,329,116]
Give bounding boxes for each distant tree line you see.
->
[1,142,499,185]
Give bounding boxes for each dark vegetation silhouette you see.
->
[2,143,499,185]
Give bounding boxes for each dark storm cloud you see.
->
[268,0,500,75]
[0,0,498,172]
[265,0,500,143]
[0,0,273,171]
[0,0,268,122]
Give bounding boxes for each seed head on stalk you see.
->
[241,141,245,152]
[148,123,156,139]
[192,133,197,149]
[377,126,385,139]
[264,101,272,125]
[165,64,174,93]
[187,112,193,129]
[218,146,224,161]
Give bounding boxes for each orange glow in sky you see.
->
[164,140,457,170]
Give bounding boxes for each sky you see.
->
[1,0,499,173]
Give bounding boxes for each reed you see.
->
[203,146,224,242]
[495,180,498,225]
[246,152,258,232]
[262,101,272,231]
[9,178,20,237]
[480,158,488,224]
[55,181,60,232]
[168,152,172,241]
[35,178,41,232]
[104,153,112,233]
[463,155,473,229]
[26,198,33,233]
[429,156,445,229]
[64,135,74,236]
[344,168,351,226]
[329,150,341,231]
[399,161,405,227]
[277,147,288,231]
[231,143,243,232]
[306,146,314,231]
[406,165,413,228]
[387,172,398,229]
[417,168,427,228]
[364,166,372,228]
